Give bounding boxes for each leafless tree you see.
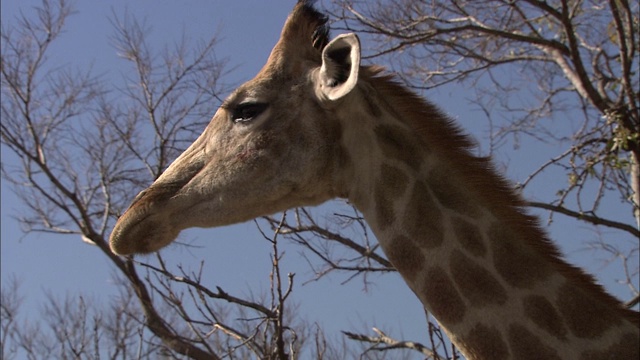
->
[326,0,639,237]
[0,1,332,359]
[261,0,638,356]
[4,1,637,359]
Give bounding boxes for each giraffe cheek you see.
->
[235,148,258,162]
[232,132,281,164]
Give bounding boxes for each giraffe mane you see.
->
[361,66,640,327]
[294,2,639,327]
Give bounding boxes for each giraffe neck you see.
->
[337,69,639,359]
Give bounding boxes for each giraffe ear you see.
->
[317,33,360,101]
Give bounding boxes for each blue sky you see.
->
[0,0,427,346]
[1,0,637,356]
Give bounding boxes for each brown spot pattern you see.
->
[374,184,395,231]
[451,216,486,257]
[423,267,466,325]
[522,295,568,341]
[380,164,409,198]
[461,324,509,360]
[556,282,621,339]
[580,332,640,360]
[386,235,424,283]
[489,223,551,288]
[374,124,422,171]
[403,181,444,249]
[427,168,480,217]
[450,250,507,307]
[507,324,562,360]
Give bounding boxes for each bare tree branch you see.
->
[343,327,439,359]
[527,201,640,237]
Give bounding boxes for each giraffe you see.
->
[109,2,639,358]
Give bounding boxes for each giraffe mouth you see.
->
[109,192,180,255]
[109,166,203,255]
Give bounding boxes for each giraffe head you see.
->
[109,2,362,255]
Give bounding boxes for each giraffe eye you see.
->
[232,102,268,123]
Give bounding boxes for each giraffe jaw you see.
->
[108,174,317,255]
[109,189,251,255]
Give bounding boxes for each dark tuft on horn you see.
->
[282,1,330,55]
[299,1,330,50]
[262,1,331,73]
